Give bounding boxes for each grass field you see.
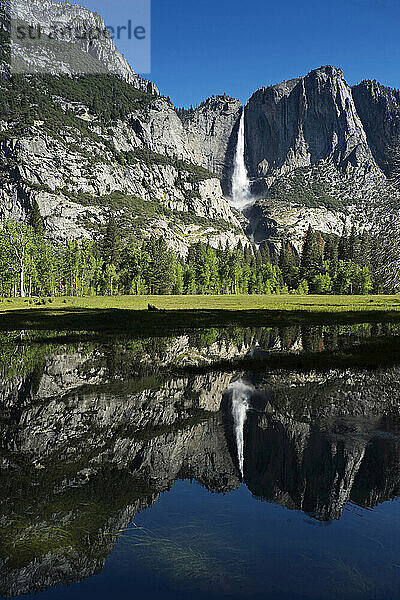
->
[0,294,400,337]
[1,294,400,370]
[1,294,400,313]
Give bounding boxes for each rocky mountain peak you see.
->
[310,64,344,80]
[1,0,400,255]
[200,95,241,111]
[352,79,400,176]
[355,78,400,101]
[245,65,377,182]
[8,0,158,94]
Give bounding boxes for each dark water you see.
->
[1,324,400,599]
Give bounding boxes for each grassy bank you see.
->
[1,294,400,313]
[0,295,399,336]
[0,295,400,371]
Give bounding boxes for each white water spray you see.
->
[231,108,251,209]
[229,381,253,477]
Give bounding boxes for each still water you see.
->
[1,324,400,599]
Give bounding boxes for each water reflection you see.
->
[0,324,400,598]
[228,381,252,478]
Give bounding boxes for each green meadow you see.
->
[0,294,399,313]
[0,295,399,338]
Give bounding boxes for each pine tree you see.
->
[184,264,197,294]
[29,199,44,237]
[338,227,350,260]
[244,244,253,266]
[279,241,296,287]
[300,225,323,280]
[260,242,271,264]
[255,249,263,271]
[144,237,175,294]
[102,216,120,264]
[324,235,339,269]
[349,226,361,261]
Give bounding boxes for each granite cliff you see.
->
[0,0,248,254]
[243,66,396,247]
[0,1,399,252]
[352,79,400,177]
[9,0,157,93]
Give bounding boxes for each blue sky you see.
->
[78,0,400,107]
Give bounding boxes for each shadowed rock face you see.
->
[245,67,376,180]
[244,412,400,520]
[352,80,400,178]
[245,413,367,520]
[241,66,394,248]
[1,331,400,596]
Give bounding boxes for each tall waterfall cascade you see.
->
[229,381,253,478]
[231,108,251,209]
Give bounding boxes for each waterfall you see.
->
[231,107,251,209]
[229,381,253,478]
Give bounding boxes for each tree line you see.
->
[0,207,384,298]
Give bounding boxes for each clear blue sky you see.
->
[78,0,400,107]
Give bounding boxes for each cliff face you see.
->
[127,95,242,187]
[352,79,400,177]
[0,0,251,253]
[2,1,400,251]
[242,67,397,247]
[245,67,377,179]
[10,0,157,94]
[182,96,242,189]
[0,82,248,254]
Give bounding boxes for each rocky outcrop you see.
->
[0,110,248,254]
[127,95,242,188]
[2,1,400,251]
[182,96,242,188]
[245,66,379,180]
[245,197,352,249]
[242,67,396,245]
[352,79,400,177]
[9,0,157,94]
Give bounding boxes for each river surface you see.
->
[1,323,400,599]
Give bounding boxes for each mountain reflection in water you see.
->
[0,324,400,599]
